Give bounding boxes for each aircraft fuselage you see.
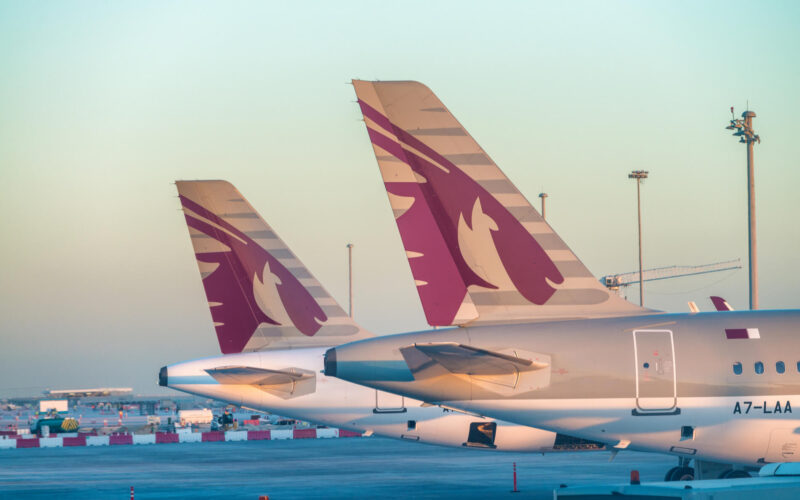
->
[163,347,602,453]
[328,310,800,466]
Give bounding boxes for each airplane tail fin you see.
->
[353,80,649,326]
[710,296,734,311]
[176,180,371,354]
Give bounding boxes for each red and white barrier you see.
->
[0,428,362,449]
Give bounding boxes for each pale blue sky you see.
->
[1,1,798,395]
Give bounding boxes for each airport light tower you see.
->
[346,243,354,318]
[538,192,548,220]
[726,108,760,310]
[628,170,648,306]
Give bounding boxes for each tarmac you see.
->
[0,436,674,499]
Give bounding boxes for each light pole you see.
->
[726,107,761,310]
[628,170,648,306]
[346,243,354,318]
[538,192,548,220]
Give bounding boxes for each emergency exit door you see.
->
[633,330,678,413]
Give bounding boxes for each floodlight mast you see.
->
[346,243,354,318]
[726,107,760,310]
[538,192,548,220]
[628,170,648,306]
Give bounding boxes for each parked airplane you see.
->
[159,180,604,453]
[325,80,799,480]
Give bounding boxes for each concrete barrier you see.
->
[201,431,225,442]
[178,432,202,443]
[0,439,17,449]
[87,436,109,446]
[293,428,316,439]
[109,434,133,445]
[133,434,156,445]
[1,426,363,450]
[316,428,337,439]
[225,431,248,442]
[63,436,86,447]
[16,438,39,448]
[247,430,271,441]
[39,437,63,448]
[155,433,179,444]
[270,429,293,440]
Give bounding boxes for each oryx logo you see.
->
[359,100,564,307]
[180,195,326,353]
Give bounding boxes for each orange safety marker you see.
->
[630,470,641,485]
[130,486,134,499]
[511,462,519,493]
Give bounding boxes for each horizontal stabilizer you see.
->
[205,366,310,385]
[403,343,547,376]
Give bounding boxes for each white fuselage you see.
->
[328,311,800,467]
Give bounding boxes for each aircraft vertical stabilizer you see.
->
[353,80,649,326]
[176,180,371,353]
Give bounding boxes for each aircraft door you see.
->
[766,429,800,462]
[464,422,497,448]
[633,330,678,413]
[373,390,407,414]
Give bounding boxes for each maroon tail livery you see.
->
[176,181,370,353]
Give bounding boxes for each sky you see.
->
[1,1,798,396]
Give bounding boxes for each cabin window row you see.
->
[732,361,790,375]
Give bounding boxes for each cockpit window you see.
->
[732,362,743,375]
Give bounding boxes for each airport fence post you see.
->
[130,486,134,499]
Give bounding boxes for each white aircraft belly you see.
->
[454,396,800,466]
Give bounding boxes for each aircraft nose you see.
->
[158,366,168,387]
[323,348,337,377]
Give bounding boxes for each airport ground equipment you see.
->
[30,412,79,436]
[555,463,800,499]
[178,409,213,427]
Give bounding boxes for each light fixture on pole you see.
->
[346,243,354,318]
[725,107,761,310]
[538,192,548,220]
[628,170,649,306]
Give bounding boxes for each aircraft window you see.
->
[732,362,742,375]
[755,362,764,374]
[797,361,800,373]
[777,361,786,374]
[407,420,416,431]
